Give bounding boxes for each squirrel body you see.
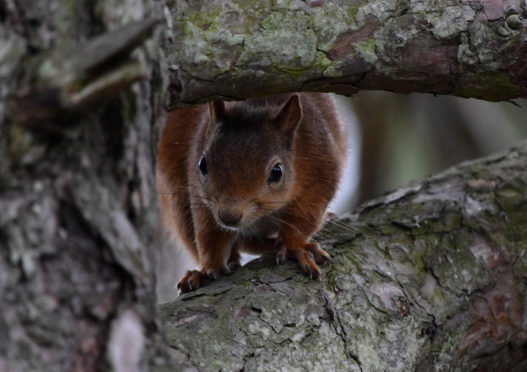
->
[157,93,347,293]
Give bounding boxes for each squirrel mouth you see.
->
[218,223,241,231]
[215,218,239,229]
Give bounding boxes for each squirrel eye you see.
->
[268,163,283,183]
[198,156,208,176]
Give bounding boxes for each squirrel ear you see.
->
[209,101,226,124]
[273,95,303,146]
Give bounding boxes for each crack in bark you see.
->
[321,290,364,372]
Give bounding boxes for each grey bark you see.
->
[1,0,526,371]
[0,1,169,371]
[165,0,527,107]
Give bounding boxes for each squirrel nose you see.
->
[218,211,243,227]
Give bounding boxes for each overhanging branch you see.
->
[165,0,527,107]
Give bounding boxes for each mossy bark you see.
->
[159,141,527,372]
[165,0,527,107]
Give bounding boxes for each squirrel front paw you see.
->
[176,270,209,294]
[276,242,331,280]
[177,263,241,294]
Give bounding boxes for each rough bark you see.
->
[159,141,527,372]
[0,1,170,371]
[165,0,527,107]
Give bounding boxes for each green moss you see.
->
[7,125,32,164]
[355,38,378,64]
[275,66,309,75]
[514,241,527,277]
[452,73,523,101]
[184,6,221,31]
[311,4,361,52]
[347,6,360,22]
[313,51,333,72]
[495,178,527,212]
[232,9,317,72]
[342,250,366,272]
[439,332,461,356]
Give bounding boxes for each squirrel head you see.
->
[196,95,303,231]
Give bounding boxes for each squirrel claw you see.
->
[303,264,312,278]
[304,242,332,264]
[205,269,220,281]
[299,257,320,280]
[276,245,287,265]
[177,270,207,294]
[226,261,241,273]
[277,242,327,280]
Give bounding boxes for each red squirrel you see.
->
[157,93,347,293]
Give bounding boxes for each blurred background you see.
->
[349,92,527,205]
[157,92,527,303]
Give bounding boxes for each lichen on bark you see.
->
[166,0,527,106]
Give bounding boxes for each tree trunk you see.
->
[0,1,170,371]
[165,0,527,107]
[1,0,526,371]
[159,141,527,372]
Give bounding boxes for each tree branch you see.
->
[158,140,527,371]
[165,0,527,107]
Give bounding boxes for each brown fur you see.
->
[157,93,348,293]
